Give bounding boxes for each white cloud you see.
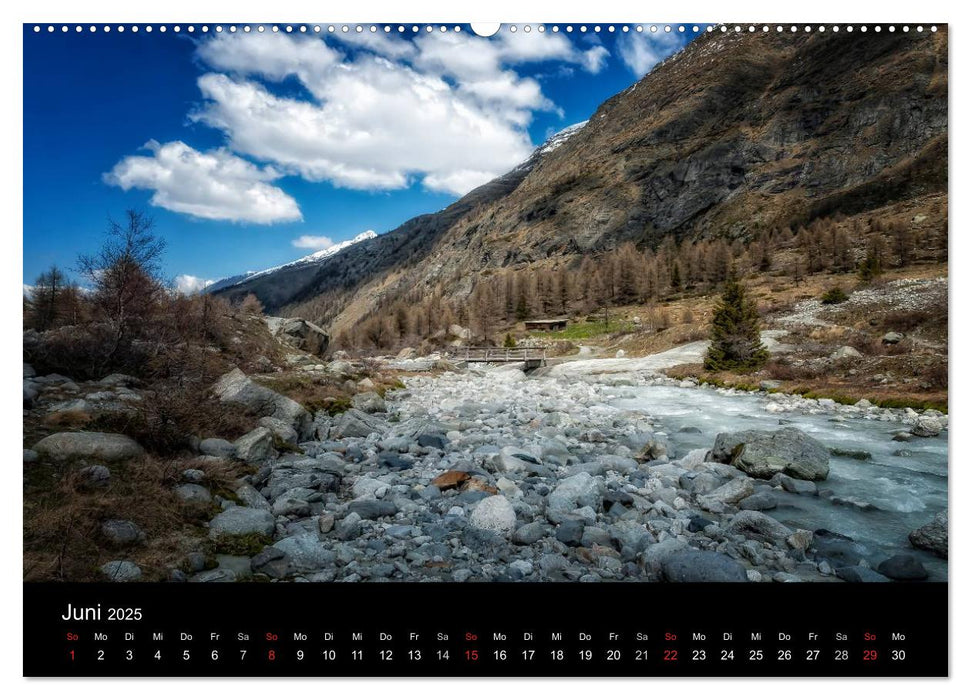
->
[105,140,302,224]
[173,274,215,295]
[617,31,683,77]
[190,30,608,197]
[292,234,335,250]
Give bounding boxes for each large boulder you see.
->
[267,317,329,357]
[234,427,278,463]
[208,507,275,538]
[213,369,311,440]
[909,511,947,558]
[660,550,748,582]
[331,409,389,439]
[350,391,387,414]
[709,427,830,480]
[32,432,144,462]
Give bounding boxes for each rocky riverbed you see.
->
[161,362,947,584]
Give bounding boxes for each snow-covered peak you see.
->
[538,121,588,155]
[205,230,378,292]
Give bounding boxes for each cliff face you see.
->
[214,28,947,332]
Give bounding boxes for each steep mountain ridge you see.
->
[214,28,947,334]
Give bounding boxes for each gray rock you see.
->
[270,317,329,356]
[547,472,604,523]
[469,495,517,535]
[835,566,891,583]
[101,519,145,546]
[235,483,271,511]
[213,368,311,439]
[351,391,387,414]
[779,475,818,495]
[200,438,237,459]
[876,554,928,581]
[831,346,862,360]
[738,491,777,511]
[697,476,754,510]
[332,409,389,439]
[208,507,275,538]
[661,550,748,582]
[258,416,299,444]
[78,464,111,487]
[728,510,793,544]
[273,533,336,571]
[234,427,277,462]
[182,468,206,483]
[710,427,830,480]
[555,520,585,546]
[174,484,212,504]
[512,521,548,545]
[335,512,363,540]
[251,547,289,578]
[33,432,144,462]
[101,560,142,582]
[215,554,253,577]
[911,415,943,438]
[909,511,947,558]
[347,499,398,520]
[417,433,448,450]
[23,448,39,464]
[760,380,782,391]
[882,332,904,345]
[190,568,237,583]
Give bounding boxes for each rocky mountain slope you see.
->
[213,28,947,334]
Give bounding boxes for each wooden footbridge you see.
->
[461,347,547,369]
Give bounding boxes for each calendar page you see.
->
[22,20,948,678]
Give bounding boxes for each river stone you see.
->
[835,566,891,583]
[910,415,943,438]
[347,499,398,520]
[831,346,862,360]
[698,476,754,509]
[235,483,271,511]
[555,520,585,546]
[234,427,277,462]
[738,491,777,511]
[78,464,111,488]
[258,416,299,444]
[174,484,212,504]
[33,432,144,462]
[779,475,818,495]
[876,554,929,581]
[908,511,947,558]
[512,521,548,545]
[882,332,904,345]
[547,472,604,523]
[710,427,830,481]
[199,438,236,459]
[101,519,145,546]
[351,391,387,413]
[469,495,517,535]
[661,550,748,582]
[101,560,142,582]
[728,510,793,544]
[208,507,275,538]
[213,368,311,439]
[273,533,336,571]
[332,409,388,439]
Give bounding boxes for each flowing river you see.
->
[611,384,948,581]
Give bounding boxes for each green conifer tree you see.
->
[503,333,517,348]
[704,272,768,372]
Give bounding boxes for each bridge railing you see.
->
[461,347,547,363]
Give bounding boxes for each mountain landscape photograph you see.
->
[23,23,947,585]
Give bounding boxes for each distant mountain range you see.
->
[212,28,947,335]
[205,230,378,294]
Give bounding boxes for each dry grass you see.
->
[23,454,249,582]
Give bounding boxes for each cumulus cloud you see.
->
[105,140,302,224]
[189,30,609,197]
[173,274,215,295]
[617,31,684,77]
[292,234,335,250]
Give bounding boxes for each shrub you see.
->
[821,287,849,305]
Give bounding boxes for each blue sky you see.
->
[23,24,696,292]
